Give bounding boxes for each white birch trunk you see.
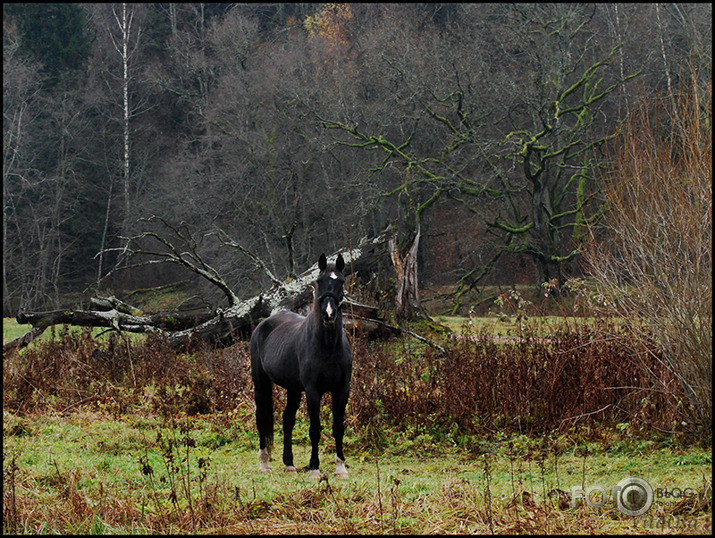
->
[120,3,131,238]
[613,4,629,113]
[655,3,679,122]
[97,181,113,285]
[110,3,133,242]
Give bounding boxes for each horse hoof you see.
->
[284,466,298,473]
[334,455,348,478]
[308,469,323,479]
[258,448,271,472]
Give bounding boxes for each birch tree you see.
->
[98,3,143,279]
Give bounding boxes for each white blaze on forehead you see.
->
[330,272,338,280]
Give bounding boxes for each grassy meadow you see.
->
[3,314,712,534]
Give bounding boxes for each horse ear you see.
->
[336,254,345,273]
[319,253,327,271]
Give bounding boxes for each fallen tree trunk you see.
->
[16,301,217,337]
[11,229,397,351]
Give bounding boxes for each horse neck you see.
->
[310,298,343,348]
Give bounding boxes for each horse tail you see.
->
[250,324,274,453]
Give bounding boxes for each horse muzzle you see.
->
[319,293,343,326]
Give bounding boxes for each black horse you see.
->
[250,253,352,478]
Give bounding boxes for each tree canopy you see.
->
[3,3,711,316]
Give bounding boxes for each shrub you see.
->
[350,320,686,439]
[3,320,692,441]
[2,329,252,417]
[584,65,712,434]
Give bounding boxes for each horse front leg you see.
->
[332,389,349,478]
[305,388,323,478]
[282,390,301,473]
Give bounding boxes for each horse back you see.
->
[250,311,305,391]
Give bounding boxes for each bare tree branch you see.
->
[211,228,281,286]
[97,215,241,307]
[23,227,399,349]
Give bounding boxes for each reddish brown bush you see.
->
[350,320,686,438]
[2,329,252,416]
[4,320,688,440]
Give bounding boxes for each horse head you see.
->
[316,253,346,327]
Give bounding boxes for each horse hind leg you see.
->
[258,446,271,473]
[253,371,274,472]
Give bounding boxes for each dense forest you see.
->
[3,3,712,316]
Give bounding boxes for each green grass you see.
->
[435,315,621,338]
[3,410,711,534]
[3,318,33,344]
[3,317,147,346]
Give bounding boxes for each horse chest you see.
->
[298,344,350,390]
